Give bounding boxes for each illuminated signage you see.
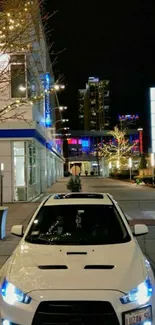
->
[150,88,155,152]
[139,130,143,154]
[44,73,52,128]
[118,114,139,121]
[89,77,99,83]
[67,138,90,148]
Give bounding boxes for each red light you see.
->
[139,130,143,154]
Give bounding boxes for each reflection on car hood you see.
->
[8,241,145,294]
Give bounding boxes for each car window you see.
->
[25,204,131,245]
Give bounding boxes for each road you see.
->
[82,177,155,221]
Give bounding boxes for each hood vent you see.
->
[67,252,87,255]
[38,265,68,270]
[84,265,114,270]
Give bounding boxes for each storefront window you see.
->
[13,141,27,201]
[11,64,26,98]
[27,141,40,201]
[28,142,36,186]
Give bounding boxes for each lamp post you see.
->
[52,127,70,136]
[52,106,67,112]
[0,163,4,206]
[151,153,155,185]
[128,157,132,182]
[53,119,69,126]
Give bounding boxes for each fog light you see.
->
[144,322,152,325]
[3,320,11,325]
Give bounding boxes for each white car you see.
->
[0,192,154,325]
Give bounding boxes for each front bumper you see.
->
[0,289,155,325]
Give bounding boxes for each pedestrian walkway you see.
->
[0,178,69,267]
[0,202,38,267]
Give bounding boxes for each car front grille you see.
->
[32,301,120,325]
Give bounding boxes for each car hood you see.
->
[8,241,145,294]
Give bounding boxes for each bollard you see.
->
[0,207,8,239]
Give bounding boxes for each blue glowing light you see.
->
[1,279,31,305]
[44,73,52,128]
[81,139,89,148]
[120,278,153,305]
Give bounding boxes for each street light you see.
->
[53,84,65,91]
[54,119,69,125]
[59,106,67,111]
[53,127,70,135]
[151,153,155,185]
[128,157,132,182]
[51,106,67,112]
[0,163,4,206]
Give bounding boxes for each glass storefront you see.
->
[13,141,27,201]
[13,140,63,202]
[27,141,40,201]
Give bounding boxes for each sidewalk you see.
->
[0,202,39,267]
[0,178,69,267]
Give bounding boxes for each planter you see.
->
[67,176,82,192]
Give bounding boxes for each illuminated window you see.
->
[151,114,155,127]
[11,64,26,98]
[151,101,155,114]
[150,88,155,101]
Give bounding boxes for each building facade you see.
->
[118,114,140,129]
[0,5,64,202]
[67,130,140,176]
[78,89,86,130]
[78,77,110,131]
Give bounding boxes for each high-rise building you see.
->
[118,114,140,129]
[78,77,110,131]
[78,89,86,130]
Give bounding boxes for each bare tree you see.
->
[0,0,58,122]
[98,126,137,167]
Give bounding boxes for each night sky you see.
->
[46,0,155,145]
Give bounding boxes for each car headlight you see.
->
[120,277,153,305]
[1,279,31,305]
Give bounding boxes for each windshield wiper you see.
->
[25,236,56,245]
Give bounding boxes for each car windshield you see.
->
[25,204,131,245]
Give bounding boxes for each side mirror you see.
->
[11,225,23,237]
[133,224,148,237]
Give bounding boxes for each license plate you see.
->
[124,306,152,325]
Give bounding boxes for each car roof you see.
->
[44,192,113,206]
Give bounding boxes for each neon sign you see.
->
[44,73,51,128]
[150,88,155,153]
[67,138,90,148]
[118,114,139,121]
[139,130,143,154]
